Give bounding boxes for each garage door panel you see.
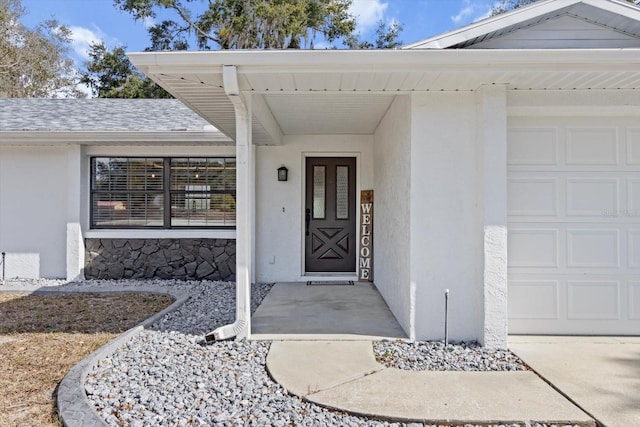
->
[509,225,632,273]
[567,229,619,268]
[509,318,640,335]
[566,128,619,165]
[628,231,640,268]
[508,118,639,335]
[630,281,640,320]
[508,128,558,165]
[508,178,558,216]
[567,280,620,320]
[509,229,559,268]
[509,172,633,221]
[626,129,640,165]
[627,179,640,212]
[509,280,559,319]
[509,275,640,334]
[566,178,619,216]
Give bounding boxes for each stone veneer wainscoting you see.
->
[84,239,236,281]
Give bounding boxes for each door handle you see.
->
[305,208,311,236]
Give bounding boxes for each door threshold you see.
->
[307,280,354,286]
[302,274,358,282]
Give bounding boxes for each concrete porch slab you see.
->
[251,282,407,340]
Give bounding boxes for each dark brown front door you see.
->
[305,157,357,273]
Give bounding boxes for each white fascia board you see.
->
[582,0,640,15]
[403,0,640,50]
[0,131,232,146]
[129,49,640,75]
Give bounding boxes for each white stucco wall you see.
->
[0,145,69,278]
[409,92,484,341]
[373,95,413,338]
[66,145,84,280]
[255,135,373,282]
[477,85,509,348]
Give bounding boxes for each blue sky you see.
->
[21,0,498,66]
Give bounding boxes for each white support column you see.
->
[66,145,84,281]
[477,84,508,348]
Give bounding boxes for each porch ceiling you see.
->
[262,94,395,135]
[130,49,640,145]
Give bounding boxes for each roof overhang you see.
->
[129,48,640,145]
[0,130,233,146]
[404,0,640,49]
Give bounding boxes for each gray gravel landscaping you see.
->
[373,340,529,372]
[1,279,570,426]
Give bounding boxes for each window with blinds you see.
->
[91,157,236,228]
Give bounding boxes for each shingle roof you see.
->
[0,98,219,132]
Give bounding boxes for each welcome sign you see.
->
[359,190,373,282]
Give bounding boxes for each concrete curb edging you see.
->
[32,287,193,427]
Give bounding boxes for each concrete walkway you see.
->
[267,340,595,426]
[510,336,640,427]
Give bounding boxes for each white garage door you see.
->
[508,117,640,335]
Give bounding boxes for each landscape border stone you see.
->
[58,287,190,427]
[0,284,190,427]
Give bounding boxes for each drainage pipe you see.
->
[205,317,247,343]
[205,65,251,343]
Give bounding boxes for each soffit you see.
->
[132,49,640,145]
[150,70,401,140]
[151,73,273,145]
[262,94,395,135]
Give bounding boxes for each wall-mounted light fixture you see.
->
[278,165,288,182]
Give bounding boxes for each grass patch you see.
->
[0,292,174,427]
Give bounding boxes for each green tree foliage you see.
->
[147,19,189,50]
[490,0,538,15]
[80,42,171,98]
[114,0,400,50]
[491,0,639,16]
[196,0,355,48]
[345,20,403,49]
[97,0,403,98]
[0,0,83,97]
